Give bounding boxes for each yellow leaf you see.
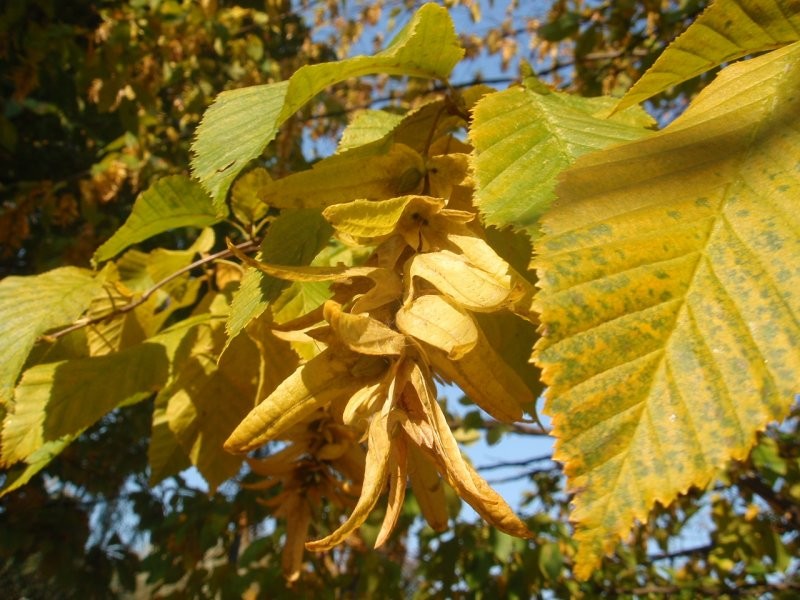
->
[342,362,399,426]
[427,153,470,199]
[324,301,407,356]
[408,250,513,311]
[279,495,313,583]
[85,278,146,356]
[349,268,404,314]
[533,42,800,578]
[407,232,531,312]
[305,411,393,551]
[375,434,408,548]
[428,326,530,423]
[396,294,478,359]
[225,349,384,453]
[407,443,449,532]
[148,402,191,486]
[247,444,307,477]
[161,321,261,491]
[245,314,300,404]
[406,362,532,538]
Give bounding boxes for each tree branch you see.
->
[40,239,261,343]
[475,454,554,472]
[648,543,713,562]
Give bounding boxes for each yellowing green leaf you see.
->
[396,294,478,359]
[191,3,463,208]
[338,110,405,153]
[323,195,444,244]
[226,209,332,343]
[533,42,800,579]
[2,342,169,467]
[618,0,800,111]
[0,267,103,406]
[93,175,223,263]
[261,144,424,210]
[470,84,653,234]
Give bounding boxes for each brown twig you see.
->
[40,239,261,343]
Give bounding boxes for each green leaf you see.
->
[93,175,223,263]
[470,83,653,236]
[1,342,169,467]
[0,315,210,473]
[0,267,103,406]
[226,209,332,342]
[191,3,463,208]
[338,110,405,152]
[617,0,800,111]
[532,42,800,579]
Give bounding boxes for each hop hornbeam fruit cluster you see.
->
[226,192,537,580]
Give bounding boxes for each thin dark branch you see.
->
[487,465,562,486]
[648,543,713,562]
[40,239,261,342]
[476,454,554,472]
[448,415,552,437]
